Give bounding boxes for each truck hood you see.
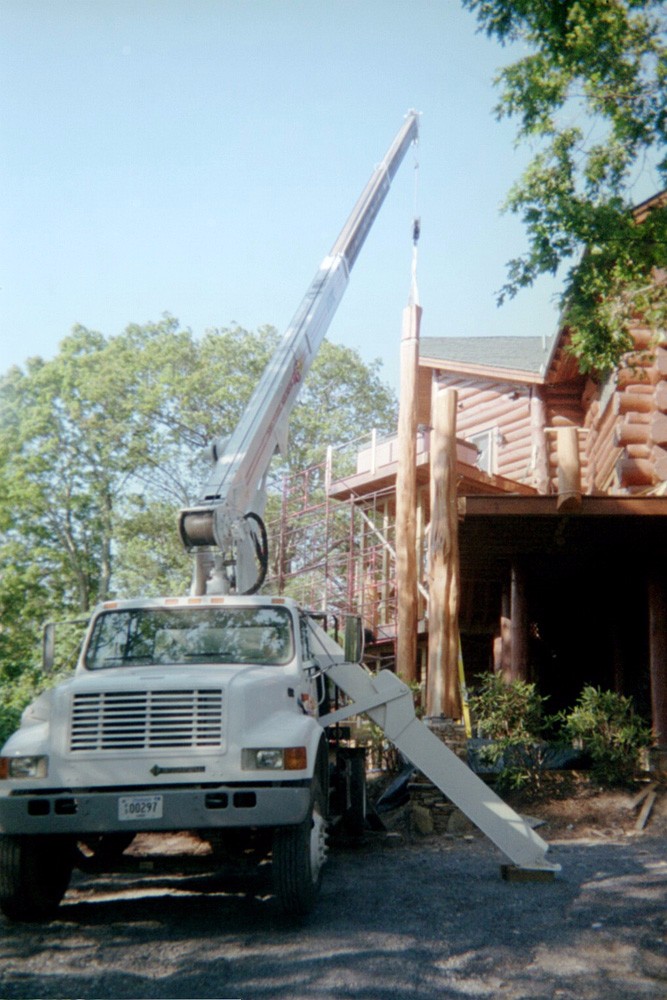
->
[3,660,308,788]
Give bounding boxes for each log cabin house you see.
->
[321,319,667,750]
[268,191,667,751]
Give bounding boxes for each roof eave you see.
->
[419,355,546,386]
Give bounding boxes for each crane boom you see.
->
[179,111,419,594]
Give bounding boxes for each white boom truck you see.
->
[0,112,558,923]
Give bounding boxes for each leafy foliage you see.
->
[0,672,41,749]
[0,318,397,712]
[463,0,667,372]
[468,673,554,794]
[470,673,548,741]
[0,619,85,748]
[470,675,652,793]
[560,685,652,787]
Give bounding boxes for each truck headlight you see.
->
[0,755,49,779]
[241,747,307,770]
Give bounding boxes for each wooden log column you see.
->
[395,299,421,683]
[555,426,582,511]
[426,384,463,718]
[494,578,512,680]
[510,561,529,682]
[530,387,550,493]
[648,573,667,747]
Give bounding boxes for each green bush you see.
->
[469,674,548,742]
[468,674,554,796]
[469,676,652,794]
[0,620,83,748]
[561,686,652,788]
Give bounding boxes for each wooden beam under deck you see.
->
[329,458,537,504]
[461,495,667,518]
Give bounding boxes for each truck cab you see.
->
[0,595,358,920]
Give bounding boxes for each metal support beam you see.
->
[323,661,559,873]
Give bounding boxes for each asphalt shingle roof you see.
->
[419,336,556,375]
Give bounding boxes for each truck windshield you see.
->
[84,606,295,670]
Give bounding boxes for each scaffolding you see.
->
[264,433,411,671]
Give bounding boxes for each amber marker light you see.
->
[283,746,308,770]
[241,747,308,770]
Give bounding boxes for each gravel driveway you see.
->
[0,804,665,1000]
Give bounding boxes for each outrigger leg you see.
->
[320,663,560,875]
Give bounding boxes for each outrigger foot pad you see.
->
[500,865,557,883]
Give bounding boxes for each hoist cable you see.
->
[410,145,421,307]
[242,511,269,595]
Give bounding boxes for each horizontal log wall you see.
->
[651,412,667,446]
[585,386,621,492]
[586,328,667,493]
[434,327,667,497]
[441,377,534,486]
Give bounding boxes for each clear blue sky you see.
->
[1,0,568,393]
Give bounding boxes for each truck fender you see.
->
[241,712,325,783]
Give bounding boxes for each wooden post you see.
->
[530,387,550,494]
[510,561,529,682]
[545,426,584,508]
[494,578,512,680]
[416,488,427,621]
[648,574,667,747]
[555,426,582,511]
[611,620,625,695]
[427,383,463,718]
[395,300,421,683]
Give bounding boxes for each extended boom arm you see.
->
[179,111,420,595]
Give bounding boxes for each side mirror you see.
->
[42,617,89,673]
[343,615,364,663]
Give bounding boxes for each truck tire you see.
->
[0,835,74,922]
[272,778,328,916]
[344,751,367,839]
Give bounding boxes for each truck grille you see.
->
[69,689,224,752]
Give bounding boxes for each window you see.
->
[85,606,295,669]
[300,615,313,661]
[469,429,495,474]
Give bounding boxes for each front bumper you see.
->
[0,782,311,836]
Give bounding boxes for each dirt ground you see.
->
[0,779,665,1000]
[502,775,667,842]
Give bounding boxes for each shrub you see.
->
[468,674,554,796]
[561,686,652,788]
[469,674,548,742]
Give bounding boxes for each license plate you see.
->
[118,794,163,821]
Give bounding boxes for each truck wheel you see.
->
[344,752,367,839]
[272,779,328,916]
[0,835,74,922]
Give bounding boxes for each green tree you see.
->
[463,0,667,372]
[0,319,397,687]
[289,346,397,471]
